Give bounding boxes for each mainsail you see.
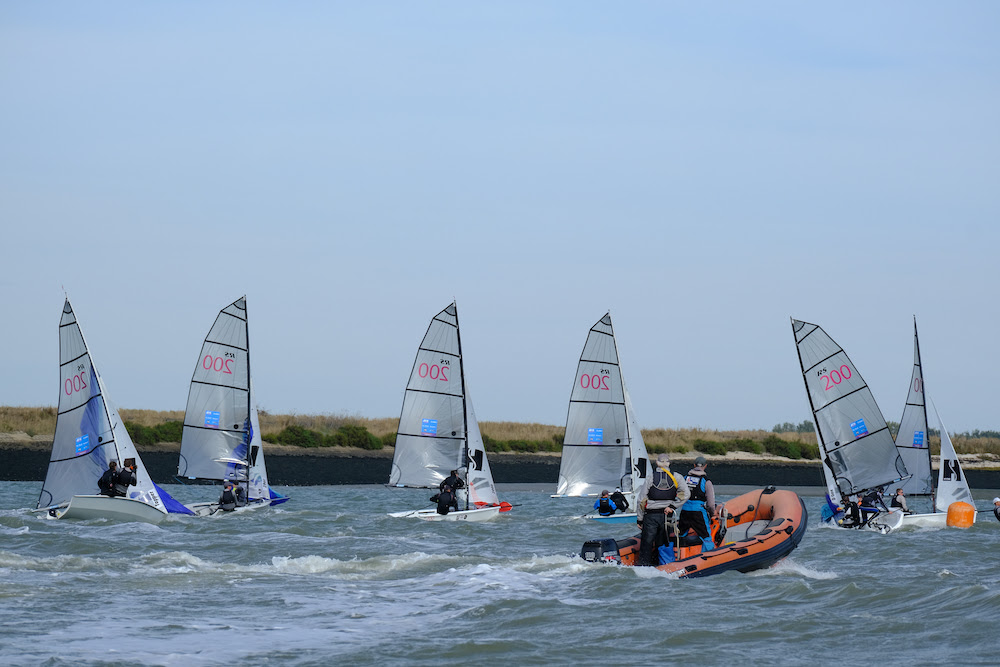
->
[37,299,164,512]
[555,313,648,500]
[388,302,500,508]
[931,402,975,512]
[179,297,273,501]
[791,319,908,502]
[893,319,934,496]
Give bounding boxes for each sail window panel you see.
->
[571,360,625,403]
[564,402,628,447]
[390,434,462,487]
[58,320,87,366]
[38,450,110,507]
[897,447,934,495]
[795,324,841,371]
[58,357,97,414]
[580,330,619,366]
[829,433,905,495]
[398,392,465,440]
[51,396,113,462]
[179,425,247,480]
[406,349,462,397]
[183,382,249,430]
[420,318,460,357]
[206,309,248,350]
[192,342,249,391]
[556,445,629,496]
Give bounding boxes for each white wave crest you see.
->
[750,558,837,580]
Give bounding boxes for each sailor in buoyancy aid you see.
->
[112,461,137,498]
[992,498,1000,523]
[610,488,630,513]
[98,461,118,497]
[593,489,617,516]
[679,456,717,552]
[431,485,460,515]
[635,453,690,566]
[218,482,238,512]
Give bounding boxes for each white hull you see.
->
[48,495,167,524]
[899,511,977,528]
[584,511,638,524]
[185,499,273,517]
[388,506,501,522]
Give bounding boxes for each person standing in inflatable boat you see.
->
[635,453,689,566]
[679,456,717,552]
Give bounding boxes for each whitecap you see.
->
[749,558,837,580]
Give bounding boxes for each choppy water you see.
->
[1,482,998,666]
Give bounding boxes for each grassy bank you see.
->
[3,406,1000,460]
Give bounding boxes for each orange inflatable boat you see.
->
[580,487,807,578]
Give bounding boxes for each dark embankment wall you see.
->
[7,448,1000,488]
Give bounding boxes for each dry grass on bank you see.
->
[3,406,1000,457]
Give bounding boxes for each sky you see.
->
[2,3,998,432]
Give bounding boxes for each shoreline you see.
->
[4,438,1000,487]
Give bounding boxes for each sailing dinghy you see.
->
[552,313,649,523]
[791,319,910,532]
[36,299,189,523]
[387,302,511,521]
[178,297,287,516]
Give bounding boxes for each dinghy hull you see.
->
[581,488,807,578]
[389,506,502,522]
[50,495,168,524]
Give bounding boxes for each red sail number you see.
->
[418,363,449,381]
[202,355,234,374]
[580,374,611,390]
[64,372,88,396]
[822,365,853,391]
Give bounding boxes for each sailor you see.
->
[889,488,909,514]
[679,456,717,552]
[635,453,690,566]
[840,495,862,528]
[594,490,616,516]
[610,488,630,513]
[440,470,465,492]
[218,482,238,512]
[234,482,247,507]
[430,485,459,515]
[98,461,118,497]
[859,489,883,525]
[992,498,1000,523]
[112,460,137,498]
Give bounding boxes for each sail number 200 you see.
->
[580,370,611,391]
[819,365,852,390]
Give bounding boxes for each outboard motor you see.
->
[580,538,621,564]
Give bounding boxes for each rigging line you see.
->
[802,349,847,375]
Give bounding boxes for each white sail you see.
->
[893,319,934,495]
[931,402,975,513]
[388,302,501,510]
[791,319,909,501]
[556,313,649,500]
[37,299,164,512]
[179,297,271,501]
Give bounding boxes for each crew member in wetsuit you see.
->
[440,470,465,493]
[610,488,630,513]
[430,485,459,515]
[992,498,1000,523]
[98,461,118,497]
[635,453,690,566]
[112,461,137,498]
[889,488,909,514]
[679,456,717,552]
[859,489,883,525]
[594,490,616,516]
[841,495,862,528]
[234,482,247,507]
[218,482,238,511]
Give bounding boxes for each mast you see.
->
[791,319,834,491]
[453,302,469,511]
[913,318,934,506]
[243,297,252,487]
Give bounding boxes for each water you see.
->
[1,482,998,666]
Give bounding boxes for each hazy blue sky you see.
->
[2,3,998,432]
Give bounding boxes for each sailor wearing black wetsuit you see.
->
[610,489,630,513]
[112,462,136,498]
[98,461,118,497]
[635,453,690,566]
[440,471,465,492]
[431,485,459,515]
[679,456,716,552]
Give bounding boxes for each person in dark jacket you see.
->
[430,485,459,515]
[234,482,247,507]
[218,482,238,512]
[98,461,118,497]
[679,456,717,552]
[610,488,630,513]
[440,470,465,492]
[635,453,690,566]
[112,461,137,498]
[593,490,616,516]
